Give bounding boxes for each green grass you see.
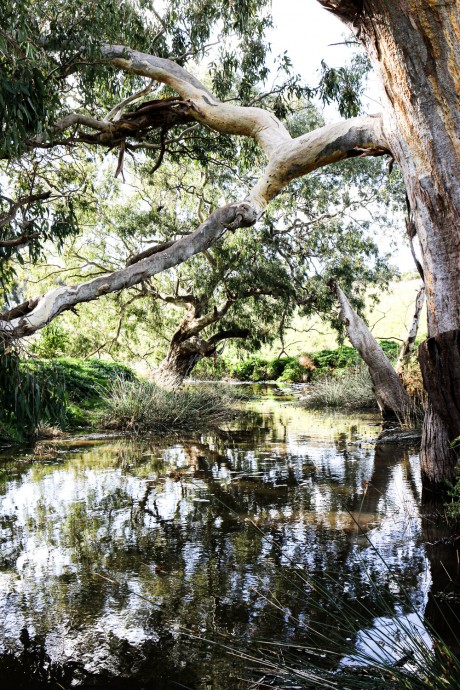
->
[303,364,378,410]
[23,357,135,402]
[101,379,241,433]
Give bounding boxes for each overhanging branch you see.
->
[1,44,391,339]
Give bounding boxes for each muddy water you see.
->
[0,387,459,688]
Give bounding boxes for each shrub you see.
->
[192,356,232,380]
[101,379,240,433]
[399,351,426,412]
[312,345,358,370]
[231,356,267,381]
[30,322,70,358]
[0,347,66,441]
[304,364,378,410]
[278,359,308,383]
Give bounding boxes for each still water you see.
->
[0,387,459,688]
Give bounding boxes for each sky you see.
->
[269,0,382,113]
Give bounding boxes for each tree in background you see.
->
[1,0,458,487]
[24,102,397,387]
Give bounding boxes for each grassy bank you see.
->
[0,357,135,442]
[0,357,242,442]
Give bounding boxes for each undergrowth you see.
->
[303,364,378,410]
[194,341,400,383]
[101,379,241,433]
[0,356,136,441]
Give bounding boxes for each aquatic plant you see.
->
[303,364,377,411]
[101,379,241,433]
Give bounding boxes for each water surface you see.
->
[0,388,458,688]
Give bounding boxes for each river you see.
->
[0,386,459,688]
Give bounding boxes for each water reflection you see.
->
[0,392,456,687]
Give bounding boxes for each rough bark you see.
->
[150,292,250,389]
[332,281,411,420]
[419,331,460,442]
[152,338,204,390]
[395,285,425,374]
[152,321,249,389]
[320,0,460,485]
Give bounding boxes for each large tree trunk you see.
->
[332,281,412,420]
[152,307,249,389]
[152,338,203,390]
[321,0,460,484]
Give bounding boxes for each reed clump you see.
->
[101,379,241,433]
[303,364,378,411]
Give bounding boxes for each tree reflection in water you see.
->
[0,393,458,688]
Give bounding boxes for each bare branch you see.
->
[105,79,155,122]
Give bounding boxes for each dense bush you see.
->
[303,365,378,410]
[0,347,66,441]
[0,356,137,441]
[225,340,401,384]
[101,380,240,433]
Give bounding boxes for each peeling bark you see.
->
[332,281,411,420]
[319,0,460,485]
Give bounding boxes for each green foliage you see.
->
[277,359,307,382]
[24,357,135,403]
[101,379,240,433]
[319,52,372,118]
[311,345,359,371]
[446,437,460,517]
[230,355,308,382]
[30,322,70,358]
[0,344,66,441]
[225,341,400,384]
[0,355,136,440]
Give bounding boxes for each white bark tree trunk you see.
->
[319,0,460,485]
[332,281,412,420]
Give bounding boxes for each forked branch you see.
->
[1,45,390,338]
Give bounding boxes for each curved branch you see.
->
[1,46,390,339]
[251,115,388,207]
[102,45,292,157]
[0,201,257,337]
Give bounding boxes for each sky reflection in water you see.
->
[0,389,452,688]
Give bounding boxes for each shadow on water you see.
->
[0,385,458,688]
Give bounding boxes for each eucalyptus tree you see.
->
[1,0,459,485]
[25,113,396,388]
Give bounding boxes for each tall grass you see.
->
[303,364,378,411]
[101,379,241,433]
